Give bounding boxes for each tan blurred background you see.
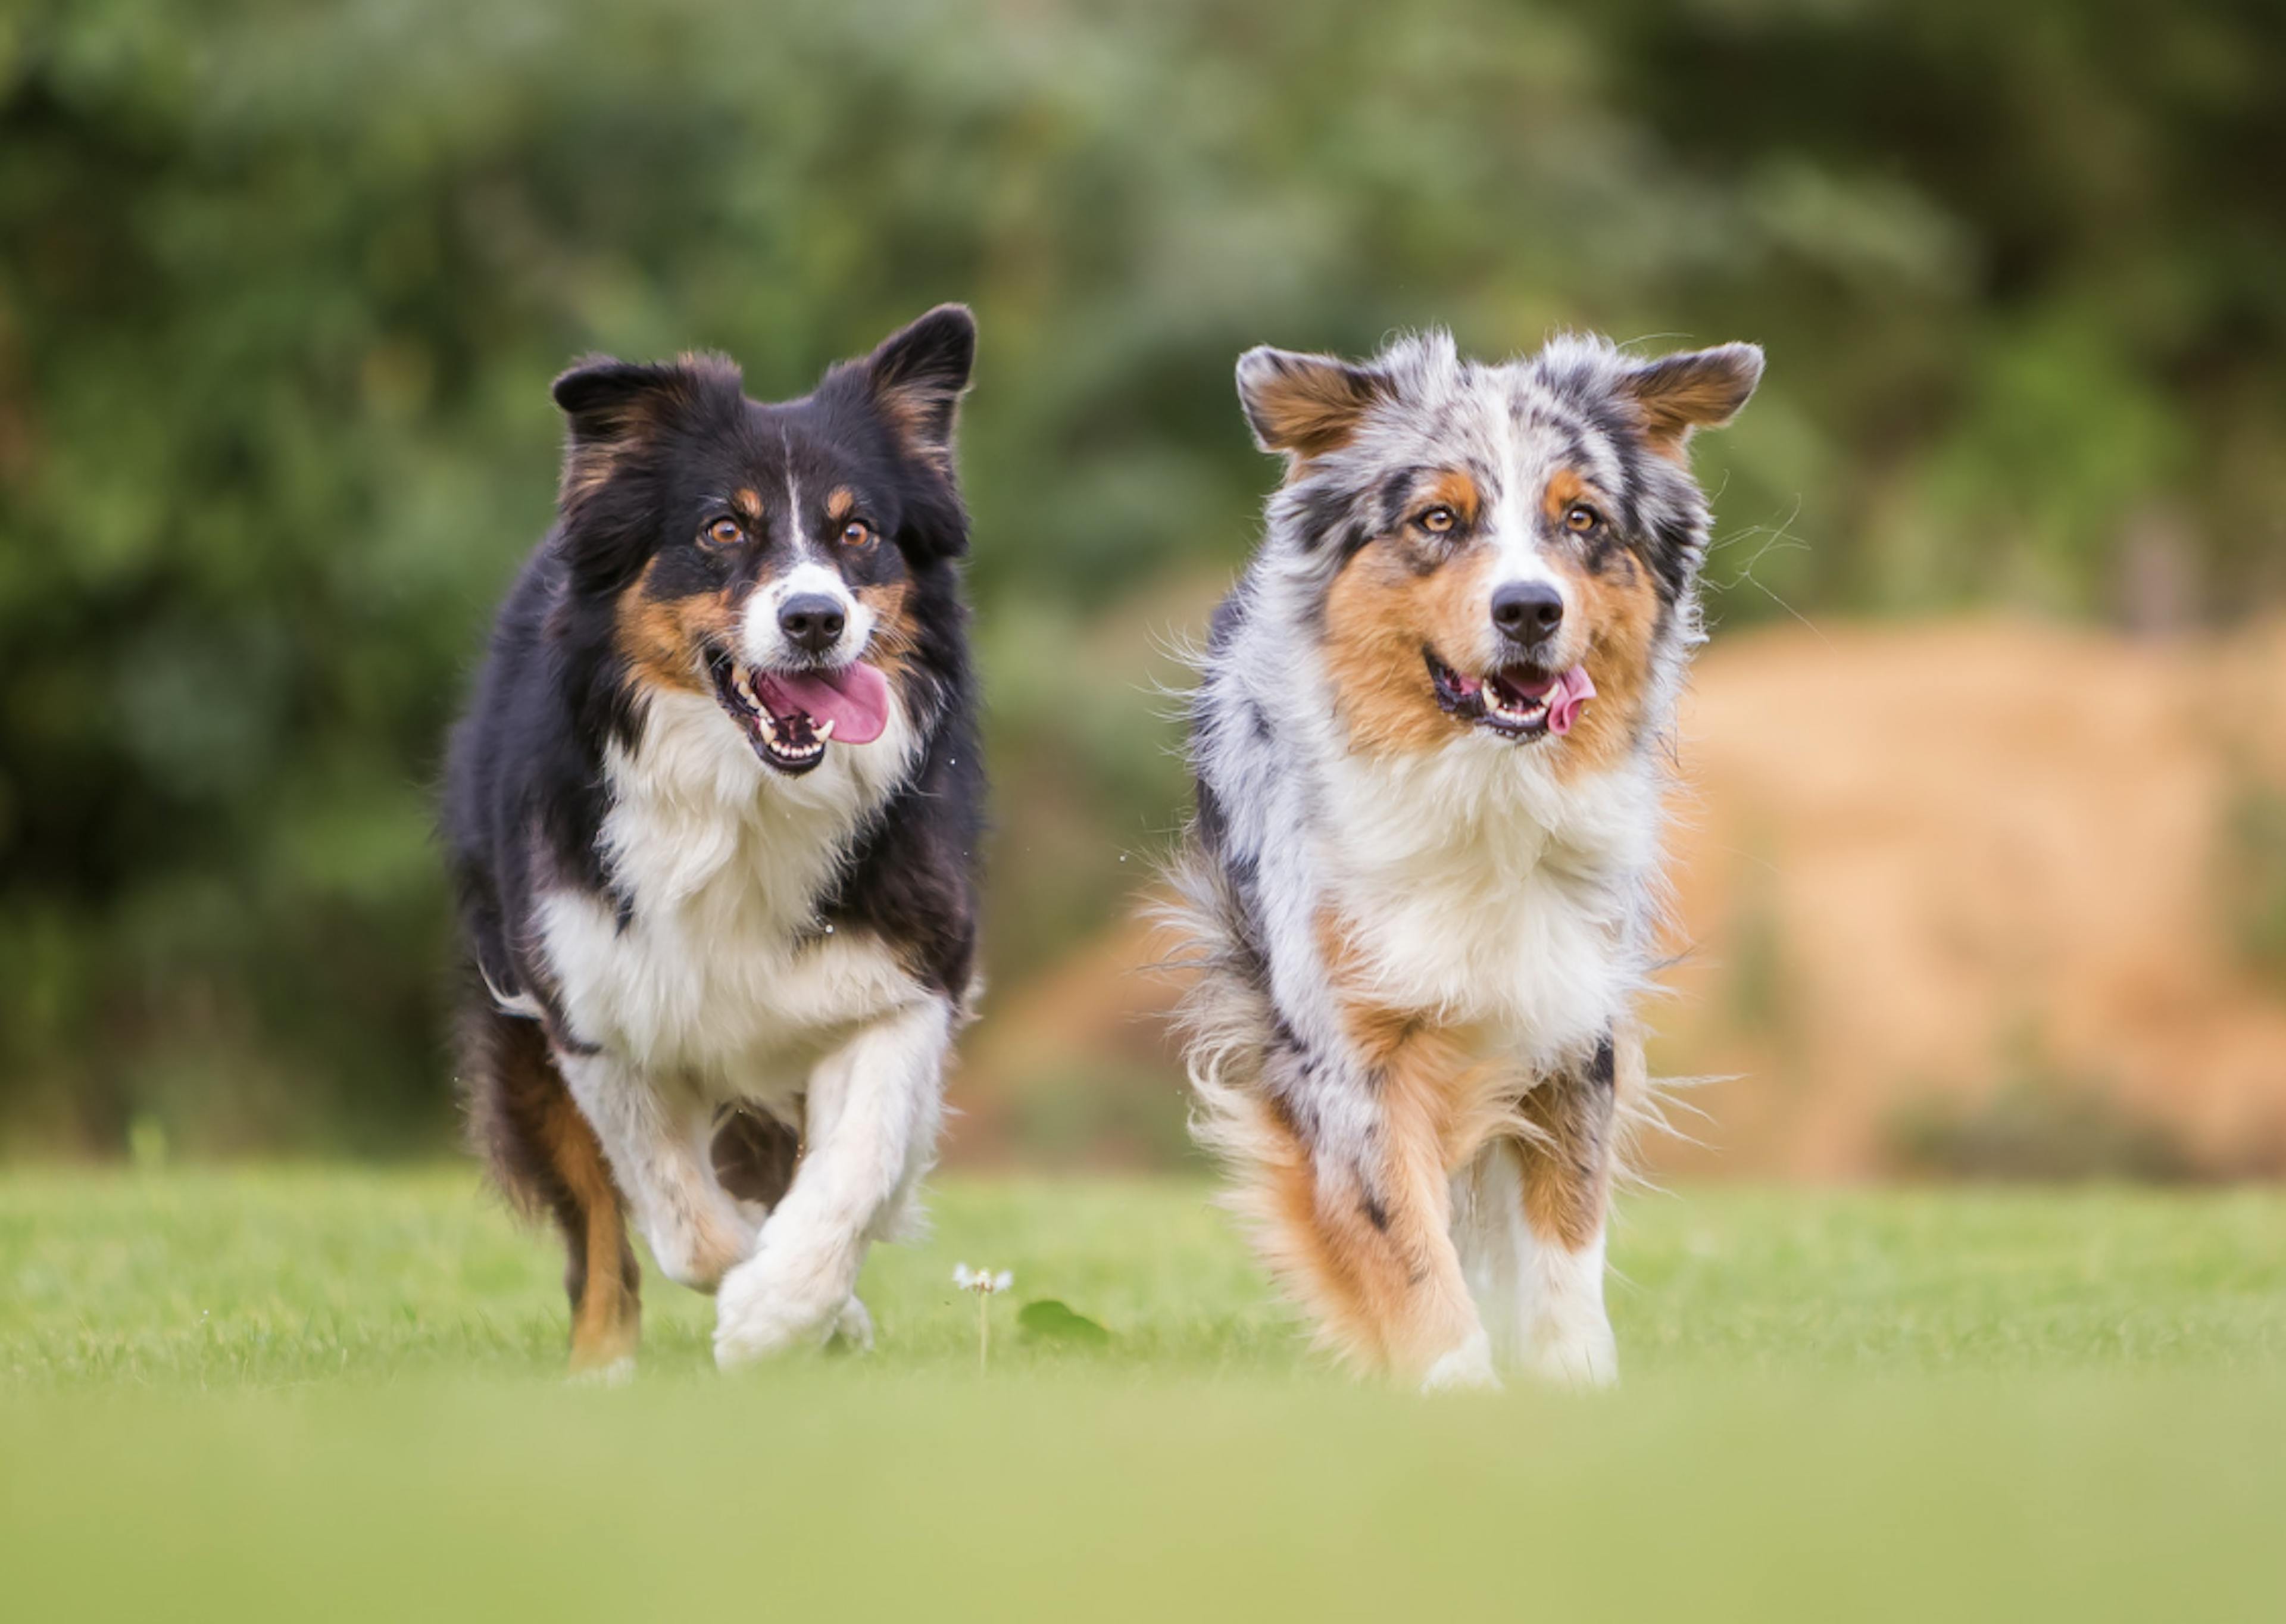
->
[4,0,2284,1178]
[954,608,2286,1180]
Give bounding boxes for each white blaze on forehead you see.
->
[1482,393,1572,613]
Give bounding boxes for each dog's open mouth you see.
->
[1426,650,1596,741]
[707,649,891,775]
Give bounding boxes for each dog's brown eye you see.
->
[703,517,745,548]
[1563,504,1601,533]
[1420,506,1457,534]
[839,519,874,548]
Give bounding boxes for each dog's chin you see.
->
[1425,649,1559,741]
[707,650,830,776]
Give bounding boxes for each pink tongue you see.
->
[755,663,891,745]
[1547,664,1596,736]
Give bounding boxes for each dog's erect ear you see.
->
[1235,347,1389,460]
[864,304,976,465]
[1622,343,1763,457]
[549,354,740,511]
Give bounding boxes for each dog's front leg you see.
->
[1504,1030,1626,1388]
[556,1051,757,1294]
[1231,1042,1494,1390]
[713,994,951,1367]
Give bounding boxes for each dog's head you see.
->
[552,305,974,776]
[1237,330,1760,768]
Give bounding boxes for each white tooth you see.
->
[813,718,835,742]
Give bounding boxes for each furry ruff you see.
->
[1167,329,1761,1388]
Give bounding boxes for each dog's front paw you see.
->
[1419,1329,1501,1394]
[1523,1316,1618,1390]
[829,1295,875,1354]
[566,1354,636,1389]
[713,1248,846,1369]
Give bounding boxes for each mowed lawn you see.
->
[4,1170,2284,1622]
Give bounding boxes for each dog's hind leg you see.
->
[461,1002,641,1376]
[712,1107,802,1216]
[555,1051,758,1297]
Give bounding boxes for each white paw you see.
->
[713,1250,845,1369]
[1523,1317,1619,1389]
[829,1295,875,1354]
[567,1354,635,1389]
[1419,1329,1501,1394]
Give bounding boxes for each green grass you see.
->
[4,1170,2284,1620]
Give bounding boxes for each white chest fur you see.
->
[1316,738,1663,1066]
[538,687,924,1095]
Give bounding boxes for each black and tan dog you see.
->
[1170,330,1760,1388]
[444,308,983,1377]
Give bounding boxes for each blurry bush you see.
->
[2,0,2282,1152]
[1887,1075,2197,1185]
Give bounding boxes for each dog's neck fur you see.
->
[537,686,925,1088]
[599,686,918,916]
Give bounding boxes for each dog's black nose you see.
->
[778,594,847,654]
[1491,580,1564,640]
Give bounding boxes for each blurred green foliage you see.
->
[2,0,2282,1151]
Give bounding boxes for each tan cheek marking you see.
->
[1547,544,1662,780]
[615,560,736,697]
[1321,544,1499,757]
[852,580,917,681]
